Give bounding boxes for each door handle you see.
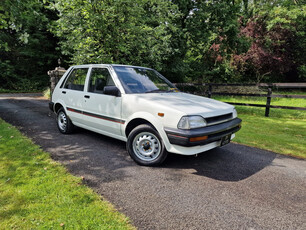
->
[84,95,90,99]
[62,91,66,94]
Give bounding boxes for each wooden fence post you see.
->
[172,82,306,114]
[208,84,212,98]
[265,87,272,117]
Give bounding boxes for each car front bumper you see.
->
[164,118,242,147]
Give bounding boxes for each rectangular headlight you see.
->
[178,116,207,129]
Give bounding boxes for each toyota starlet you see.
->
[49,64,242,166]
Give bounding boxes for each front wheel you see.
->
[57,108,74,134]
[127,124,168,166]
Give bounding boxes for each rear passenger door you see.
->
[82,67,123,137]
[62,67,89,125]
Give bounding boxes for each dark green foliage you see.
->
[0,0,59,90]
[232,0,306,82]
[50,0,182,80]
[185,0,242,82]
[51,0,304,83]
[1,0,305,91]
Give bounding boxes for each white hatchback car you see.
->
[49,64,241,166]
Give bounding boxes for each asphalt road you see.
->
[0,94,305,230]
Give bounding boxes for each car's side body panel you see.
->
[82,92,123,136]
[71,121,127,142]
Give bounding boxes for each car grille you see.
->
[205,113,233,126]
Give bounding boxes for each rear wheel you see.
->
[127,124,168,166]
[57,108,74,134]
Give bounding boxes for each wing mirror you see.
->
[104,86,121,97]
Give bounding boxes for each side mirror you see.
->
[104,86,121,97]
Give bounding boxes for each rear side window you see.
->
[64,68,88,91]
[88,68,115,94]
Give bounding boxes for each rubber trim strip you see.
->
[66,107,125,124]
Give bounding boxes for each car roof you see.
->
[71,64,152,70]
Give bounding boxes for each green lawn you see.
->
[213,95,306,108]
[213,95,306,159]
[0,119,135,229]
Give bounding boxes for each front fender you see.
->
[123,112,172,151]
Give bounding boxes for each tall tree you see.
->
[0,0,59,90]
[51,0,183,80]
[232,0,306,82]
[184,0,243,82]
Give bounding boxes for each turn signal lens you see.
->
[233,108,238,118]
[189,136,208,142]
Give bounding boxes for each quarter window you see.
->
[88,68,115,94]
[64,68,88,91]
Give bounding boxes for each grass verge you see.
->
[213,95,306,107]
[0,118,135,229]
[43,88,51,99]
[213,96,306,159]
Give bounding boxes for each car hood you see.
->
[136,92,234,117]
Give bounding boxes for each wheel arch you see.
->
[54,102,64,114]
[125,118,156,138]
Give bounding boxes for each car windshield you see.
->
[113,66,178,94]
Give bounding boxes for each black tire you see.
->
[57,108,74,134]
[127,124,168,166]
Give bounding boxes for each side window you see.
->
[64,68,88,91]
[88,68,115,94]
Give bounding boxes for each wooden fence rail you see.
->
[174,83,306,117]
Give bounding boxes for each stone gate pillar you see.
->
[48,59,66,96]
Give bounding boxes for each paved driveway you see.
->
[0,94,305,230]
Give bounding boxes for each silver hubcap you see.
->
[132,132,161,161]
[58,111,67,131]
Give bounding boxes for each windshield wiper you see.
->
[145,89,178,93]
[145,89,167,93]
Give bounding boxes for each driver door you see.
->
[82,67,123,137]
